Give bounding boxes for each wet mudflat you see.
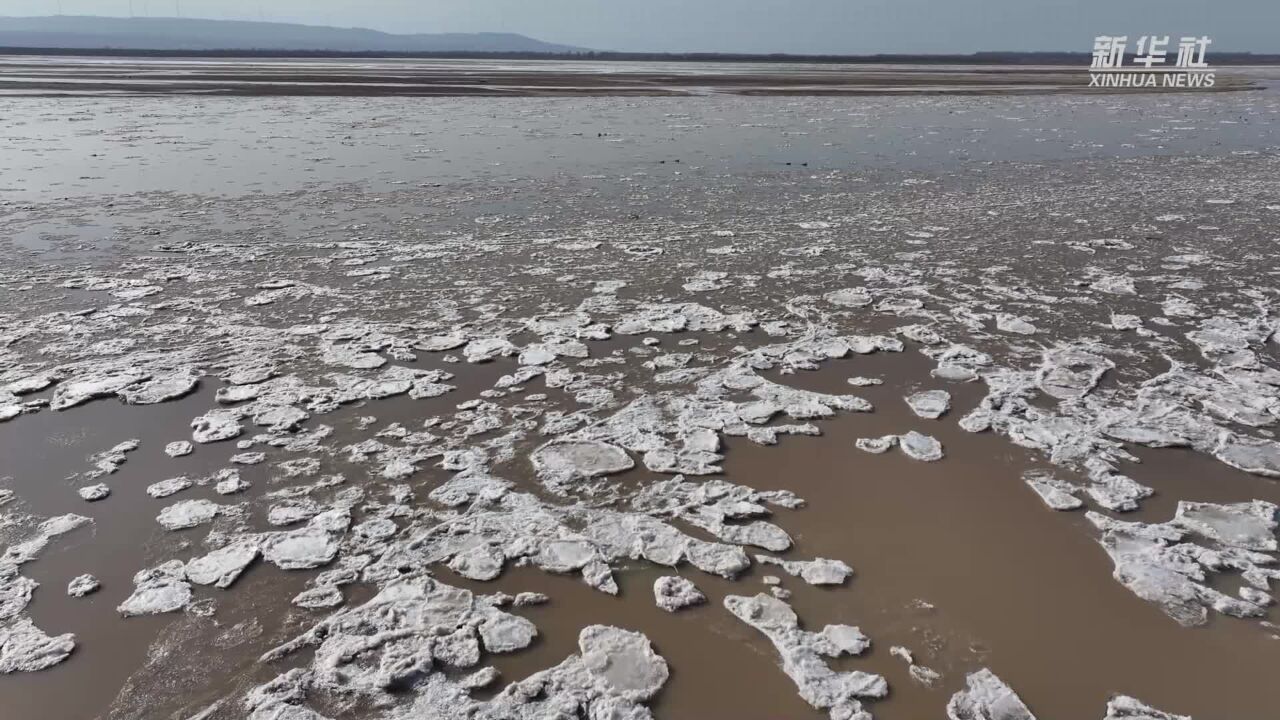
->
[3,62,1280,720]
[0,56,1258,98]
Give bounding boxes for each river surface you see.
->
[1,60,1279,720]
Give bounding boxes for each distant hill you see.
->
[0,16,586,53]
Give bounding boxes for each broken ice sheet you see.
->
[947,668,1035,720]
[756,555,853,586]
[1088,511,1274,627]
[905,389,951,419]
[77,483,110,501]
[530,439,634,488]
[147,476,193,498]
[1022,470,1083,511]
[252,576,602,712]
[898,431,944,462]
[185,541,260,589]
[119,369,200,405]
[156,499,228,530]
[725,593,884,720]
[1214,433,1280,478]
[3,514,92,566]
[0,617,76,673]
[995,313,1037,335]
[1036,344,1112,401]
[261,523,344,570]
[10,110,1280,720]
[856,435,897,454]
[66,575,100,597]
[653,576,706,612]
[1172,500,1277,553]
[118,561,192,617]
[191,410,243,443]
[292,585,344,610]
[1104,695,1192,720]
[50,370,149,411]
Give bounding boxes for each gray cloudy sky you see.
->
[6,0,1278,53]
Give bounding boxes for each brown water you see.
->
[4,63,1280,720]
[4,348,1278,719]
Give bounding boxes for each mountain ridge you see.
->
[0,16,587,53]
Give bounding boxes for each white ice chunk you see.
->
[905,390,951,420]
[653,576,706,612]
[899,431,943,462]
[947,668,1036,720]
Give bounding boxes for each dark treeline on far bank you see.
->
[3,47,1280,65]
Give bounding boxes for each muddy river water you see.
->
[2,60,1280,720]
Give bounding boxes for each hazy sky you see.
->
[6,1,1278,53]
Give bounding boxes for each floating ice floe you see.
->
[1111,314,1144,331]
[1172,500,1277,553]
[906,390,951,419]
[1213,434,1280,478]
[191,410,243,443]
[416,332,469,352]
[3,514,92,566]
[85,439,140,478]
[995,314,1037,335]
[252,405,309,432]
[268,499,322,526]
[825,288,873,308]
[50,370,149,411]
[530,439,634,488]
[1090,275,1137,295]
[214,470,251,495]
[633,476,798,553]
[260,511,347,570]
[463,337,518,363]
[898,431,944,462]
[0,616,76,673]
[292,584,343,609]
[1103,695,1192,720]
[156,499,228,530]
[118,561,191,617]
[249,578,662,718]
[910,664,943,687]
[1088,509,1276,626]
[898,324,943,345]
[847,334,904,355]
[889,645,941,686]
[77,484,110,501]
[66,575,99,597]
[1036,345,1113,401]
[147,476,192,499]
[368,484,754,593]
[1022,470,1083,511]
[928,344,991,382]
[119,369,200,405]
[653,576,706,612]
[725,593,884,720]
[321,343,386,369]
[947,668,1035,720]
[756,555,852,586]
[185,541,260,589]
[856,435,897,454]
